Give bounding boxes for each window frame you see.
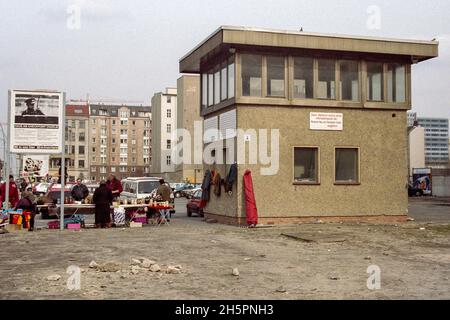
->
[338,59,361,102]
[292,146,320,185]
[366,61,385,102]
[333,147,361,185]
[240,53,263,97]
[266,55,287,98]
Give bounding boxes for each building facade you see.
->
[89,103,152,181]
[176,75,204,184]
[151,88,177,180]
[408,126,425,177]
[180,26,438,225]
[49,102,90,182]
[416,117,449,167]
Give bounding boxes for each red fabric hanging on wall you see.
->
[243,170,258,226]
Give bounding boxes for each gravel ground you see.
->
[1,199,449,300]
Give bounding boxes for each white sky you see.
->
[0,0,449,122]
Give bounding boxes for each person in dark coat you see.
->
[57,164,69,184]
[93,181,113,228]
[71,178,89,202]
[14,191,36,231]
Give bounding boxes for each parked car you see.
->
[408,184,424,197]
[186,189,204,217]
[37,184,76,219]
[185,187,202,199]
[174,183,202,198]
[32,182,50,196]
[121,177,161,200]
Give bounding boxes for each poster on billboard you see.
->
[9,90,64,154]
[412,168,432,195]
[22,154,49,177]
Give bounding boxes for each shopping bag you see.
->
[113,207,126,225]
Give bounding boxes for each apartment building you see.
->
[416,117,449,167]
[89,103,152,181]
[176,75,204,184]
[151,88,177,181]
[49,102,90,181]
[180,26,438,225]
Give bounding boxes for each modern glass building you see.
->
[416,117,449,166]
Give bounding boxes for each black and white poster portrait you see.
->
[9,90,64,154]
[22,154,49,177]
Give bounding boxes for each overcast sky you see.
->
[0,0,449,122]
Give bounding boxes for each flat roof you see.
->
[180,26,439,73]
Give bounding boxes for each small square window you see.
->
[335,148,359,184]
[294,147,318,183]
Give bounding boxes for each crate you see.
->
[67,223,81,230]
[132,217,148,224]
[48,221,60,229]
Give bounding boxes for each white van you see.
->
[120,177,161,200]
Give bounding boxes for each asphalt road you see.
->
[408,197,450,223]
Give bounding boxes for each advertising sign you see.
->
[9,90,64,154]
[412,168,432,195]
[22,154,49,177]
[310,112,343,131]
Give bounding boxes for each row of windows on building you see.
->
[50,159,85,169]
[92,110,150,118]
[93,128,151,136]
[294,147,360,184]
[202,54,408,108]
[91,156,151,165]
[201,57,236,108]
[91,166,150,174]
[91,119,151,127]
[66,120,87,128]
[91,137,151,145]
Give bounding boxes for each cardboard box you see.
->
[129,222,142,228]
[5,224,23,232]
[67,223,81,231]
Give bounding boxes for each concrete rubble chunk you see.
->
[89,261,99,269]
[166,266,181,274]
[46,274,61,281]
[98,262,121,273]
[131,266,140,275]
[131,258,142,265]
[232,268,239,276]
[150,264,161,272]
[276,286,287,293]
[142,259,156,268]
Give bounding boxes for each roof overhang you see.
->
[180,26,439,73]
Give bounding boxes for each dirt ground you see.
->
[1,199,449,300]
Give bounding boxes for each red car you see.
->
[186,189,204,217]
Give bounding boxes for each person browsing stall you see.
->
[106,174,123,200]
[71,178,89,202]
[93,181,113,228]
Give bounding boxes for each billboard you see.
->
[412,168,432,195]
[22,154,50,177]
[9,90,64,154]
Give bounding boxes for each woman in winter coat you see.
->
[93,181,113,228]
[14,191,36,231]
